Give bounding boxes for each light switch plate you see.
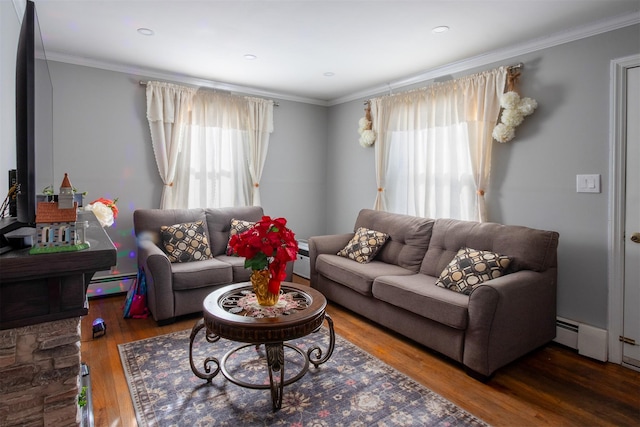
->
[576,174,601,193]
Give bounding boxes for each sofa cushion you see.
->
[316,254,415,296]
[354,209,434,272]
[205,207,265,256]
[435,247,511,295]
[226,218,256,255]
[372,274,469,330]
[421,218,559,277]
[160,220,213,263]
[215,254,253,282]
[337,227,389,263]
[171,257,233,290]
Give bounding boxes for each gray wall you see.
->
[324,25,640,329]
[490,27,639,329]
[261,99,328,241]
[48,63,158,279]
[326,101,376,228]
[46,62,328,280]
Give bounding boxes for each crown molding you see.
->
[43,52,331,107]
[328,11,640,106]
[43,11,638,108]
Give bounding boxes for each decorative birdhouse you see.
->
[33,173,78,249]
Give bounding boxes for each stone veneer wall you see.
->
[0,317,81,427]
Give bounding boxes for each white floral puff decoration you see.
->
[358,102,376,147]
[492,67,538,143]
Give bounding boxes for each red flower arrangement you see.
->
[229,216,298,294]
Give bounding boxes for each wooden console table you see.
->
[0,211,117,330]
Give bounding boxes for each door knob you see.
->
[632,232,640,243]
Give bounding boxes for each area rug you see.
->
[119,327,489,426]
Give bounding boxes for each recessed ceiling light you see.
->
[244,54,258,60]
[432,26,449,34]
[323,72,335,77]
[137,28,154,36]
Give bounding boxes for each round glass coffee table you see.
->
[188,282,335,410]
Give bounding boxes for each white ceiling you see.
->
[30,0,640,105]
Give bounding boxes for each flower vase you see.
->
[250,269,280,306]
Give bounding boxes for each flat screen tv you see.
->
[14,0,54,226]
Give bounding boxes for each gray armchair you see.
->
[133,206,292,324]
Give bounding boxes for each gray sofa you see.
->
[133,206,292,324]
[309,209,559,379]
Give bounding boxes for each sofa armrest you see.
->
[463,269,557,377]
[308,233,353,285]
[138,240,175,323]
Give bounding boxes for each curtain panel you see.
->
[371,67,507,222]
[179,90,250,208]
[145,84,273,209]
[245,96,274,206]
[145,82,195,209]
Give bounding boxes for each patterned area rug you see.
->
[119,327,489,426]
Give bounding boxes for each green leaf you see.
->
[78,386,87,407]
[244,252,269,270]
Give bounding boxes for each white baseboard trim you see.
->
[553,317,608,362]
[578,323,608,361]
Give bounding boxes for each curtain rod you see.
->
[363,62,525,104]
[138,80,279,106]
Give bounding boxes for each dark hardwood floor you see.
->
[81,277,640,426]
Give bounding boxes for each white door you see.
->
[622,66,640,369]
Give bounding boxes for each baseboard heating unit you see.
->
[88,273,137,298]
[294,240,310,279]
[554,316,608,361]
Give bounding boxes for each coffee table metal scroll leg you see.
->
[265,342,285,410]
[308,313,335,368]
[189,318,222,383]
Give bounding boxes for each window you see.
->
[179,126,251,208]
[145,82,273,209]
[372,67,506,222]
[386,125,476,220]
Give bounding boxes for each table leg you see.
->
[307,313,336,368]
[189,318,222,383]
[265,342,285,410]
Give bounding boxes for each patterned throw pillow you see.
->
[160,220,212,263]
[226,219,256,255]
[337,227,389,264]
[435,247,511,295]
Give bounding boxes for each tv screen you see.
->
[15,0,53,226]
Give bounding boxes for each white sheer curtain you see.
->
[371,67,507,222]
[145,82,195,209]
[245,97,274,206]
[177,90,248,208]
[169,90,274,209]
